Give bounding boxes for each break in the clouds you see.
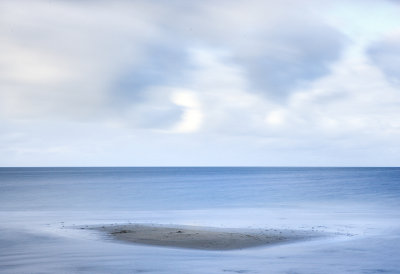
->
[0,0,400,166]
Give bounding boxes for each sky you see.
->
[0,0,400,166]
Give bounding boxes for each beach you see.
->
[86,224,327,250]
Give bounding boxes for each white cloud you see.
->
[170,90,203,133]
[0,0,160,120]
[1,0,400,166]
[283,51,400,140]
[265,110,286,126]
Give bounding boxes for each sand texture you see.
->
[85,224,326,250]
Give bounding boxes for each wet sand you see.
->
[85,224,327,250]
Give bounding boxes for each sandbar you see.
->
[84,224,327,250]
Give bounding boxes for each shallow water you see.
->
[1,167,400,273]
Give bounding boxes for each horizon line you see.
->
[0,166,398,168]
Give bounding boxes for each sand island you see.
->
[82,224,328,251]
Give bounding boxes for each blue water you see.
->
[1,167,400,273]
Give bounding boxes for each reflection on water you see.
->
[1,167,400,273]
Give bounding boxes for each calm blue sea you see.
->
[0,167,399,273]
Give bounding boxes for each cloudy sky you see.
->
[1,0,400,166]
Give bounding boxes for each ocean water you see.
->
[0,167,399,273]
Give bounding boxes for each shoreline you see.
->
[83,224,328,251]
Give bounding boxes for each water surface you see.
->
[1,167,399,273]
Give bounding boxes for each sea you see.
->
[0,167,399,273]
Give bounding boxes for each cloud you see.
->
[274,53,400,141]
[170,90,203,133]
[1,0,400,166]
[0,0,160,120]
[0,0,348,126]
[232,17,348,99]
[367,31,400,84]
[145,0,349,99]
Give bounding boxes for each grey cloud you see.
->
[367,34,400,84]
[129,104,183,129]
[112,43,190,104]
[236,22,348,99]
[0,0,348,130]
[108,0,349,102]
[122,89,185,129]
